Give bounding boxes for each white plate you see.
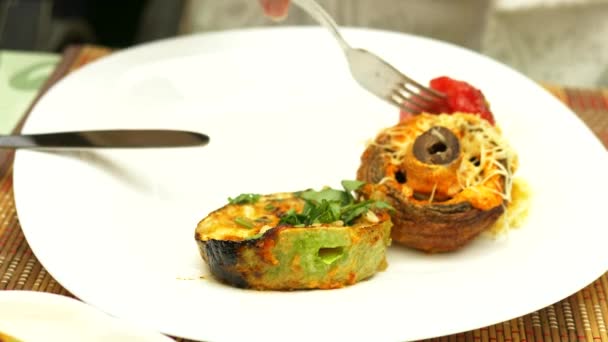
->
[13,28,608,342]
[0,291,173,342]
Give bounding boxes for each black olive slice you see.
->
[413,126,460,165]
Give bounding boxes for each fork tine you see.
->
[390,91,431,114]
[393,89,430,111]
[399,101,426,114]
[387,96,420,114]
[399,83,441,106]
[399,75,446,100]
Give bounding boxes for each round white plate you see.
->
[13,28,608,342]
[0,291,173,342]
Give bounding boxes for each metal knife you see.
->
[0,129,210,149]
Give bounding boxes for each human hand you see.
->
[259,0,290,21]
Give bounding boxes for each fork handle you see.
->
[292,0,351,51]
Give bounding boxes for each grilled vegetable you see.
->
[195,182,392,290]
[357,113,517,253]
[0,332,23,342]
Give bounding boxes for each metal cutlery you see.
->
[0,129,209,149]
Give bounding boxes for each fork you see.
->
[292,0,446,113]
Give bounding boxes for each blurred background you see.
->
[0,0,607,87]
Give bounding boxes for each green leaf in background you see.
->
[0,51,59,135]
[9,61,57,90]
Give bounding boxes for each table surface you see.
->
[0,46,607,342]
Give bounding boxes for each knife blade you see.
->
[0,130,210,149]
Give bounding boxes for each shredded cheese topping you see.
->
[369,113,519,209]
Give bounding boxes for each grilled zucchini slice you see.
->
[195,185,392,290]
[0,332,23,342]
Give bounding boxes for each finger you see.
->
[259,0,290,21]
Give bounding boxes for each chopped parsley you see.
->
[228,193,261,205]
[254,217,272,223]
[245,232,265,240]
[279,180,392,227]
[234,216,255,229]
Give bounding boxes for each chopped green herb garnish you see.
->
[372,200,393,210]
[228,193,261,205]
[245,232,265,240]
[341,179,365,193]
[340,201,373,225]
[299,188,347,203]
[279,208,307,226]
[279,180,393,227]
[234,216,255,229]
[264,204,276,211]
[254,217,272,223]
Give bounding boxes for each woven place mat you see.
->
[0,46,607,342]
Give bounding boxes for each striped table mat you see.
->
[1,46,607,342]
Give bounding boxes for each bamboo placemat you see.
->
[0,46,607,342]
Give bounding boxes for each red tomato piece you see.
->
[429,76,495,125]
[399,76,495,124]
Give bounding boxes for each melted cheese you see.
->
[489,178,531,234]
[196,193,299,241]
[369,113,518,210]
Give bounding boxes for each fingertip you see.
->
[260,0,290,20]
